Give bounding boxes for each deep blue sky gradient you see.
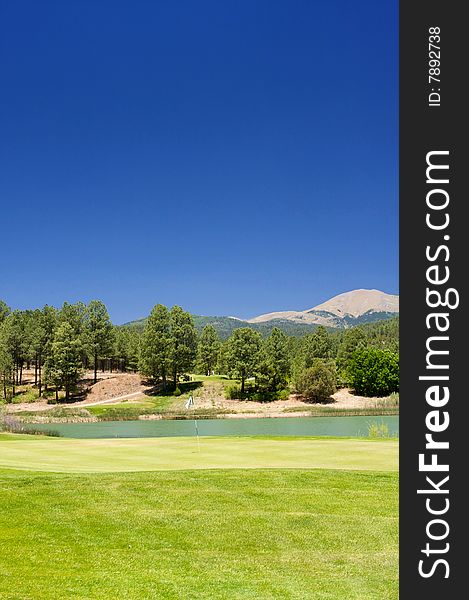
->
[0,0,398,323]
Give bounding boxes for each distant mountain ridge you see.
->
[248,289,399,328]
[122,289,399,338]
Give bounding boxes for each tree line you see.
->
[0,298,399,403]
[0,300,139,401]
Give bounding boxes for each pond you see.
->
[26,415,399,439]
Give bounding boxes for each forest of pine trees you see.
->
[0,298,399,402]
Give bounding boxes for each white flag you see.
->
[185,395,194,409]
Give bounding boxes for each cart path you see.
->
[77,391,146,407]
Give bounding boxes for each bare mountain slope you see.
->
[308,289,399,317]
[248,289,399,328]
[123,289,399,335]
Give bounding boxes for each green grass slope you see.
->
[0,468,398,599]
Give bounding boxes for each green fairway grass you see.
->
[0,435,398,598]
[0,433,398,473]
[0,467,398,599]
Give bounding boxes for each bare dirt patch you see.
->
[6,372,150,413]
[190,382,388,418]
[80,373,147,404]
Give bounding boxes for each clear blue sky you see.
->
[0,0,398,323]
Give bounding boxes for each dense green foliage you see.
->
[225,328,262,395]
[197,324,220,375]
[125,312,399,340]
[139,304,197,388]
[293,360,337,402]
[0,294,399,403]
[256,327,290,392]
[0,301,139,402]
[0,300,10,324]
[168,305,198,386]
[139,304,172,384]
[348,348,399,396]
[125,314,324,338]
[84,300,114,383]
[44,322,83,401]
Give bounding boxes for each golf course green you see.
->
[0,433,398,599]
[0,434,398,473]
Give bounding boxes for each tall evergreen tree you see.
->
[257,327,290,391]
[1,311,27,387]
[40,305,58,394]
[0,300,10,325]
[84,300,114,383]
[169,306,197,387]
[59,301,89,370]
[197,324,220,375]
[59,301,86,335]
[0,323,14,400]
[336,327,367,373]
[226,328,262,395]
[292,326,335,381]
[139,304,172,385]
[305,326,334,362]
[45,321,83,401]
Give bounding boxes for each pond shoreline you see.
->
[20,415,400,439]
[16,407,399,425]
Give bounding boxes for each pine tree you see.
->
[197,324,220,375]
[40,305,58,394]
[0,300,10,325]
[139,304,172,385]
[1,311,27,388]
[336,327,367,373]
[84,300,114,382]
[168,306,197,387]
[226,328,262,395]
[0,322,14,400]
[45,321,83,401]
[257,327,290,391]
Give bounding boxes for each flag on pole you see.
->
[185,394,194,409]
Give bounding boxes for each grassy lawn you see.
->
[86,394,175,418]
[0,434,398,473]
[0,466,397,599]
[0,435,398,599]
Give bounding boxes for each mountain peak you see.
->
[309,289,399,318]
[248,289,399,327]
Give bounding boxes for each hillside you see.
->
[123,315,323,339]
[122,289,399,339]
[248,289,399,328]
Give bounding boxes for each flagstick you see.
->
[186,394,200,452]
[194,418,200,452]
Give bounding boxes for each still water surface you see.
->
[27,415,399,439]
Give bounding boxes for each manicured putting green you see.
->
[0,433,398,473]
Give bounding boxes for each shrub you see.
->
[276,389,290,400]
[348,348,399,397]
[225,384,289,402]
[293,361,337,403]
[225,385,243,400]
[11,388,39,404]
[250,388,290,402]
[173,386,182,397]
